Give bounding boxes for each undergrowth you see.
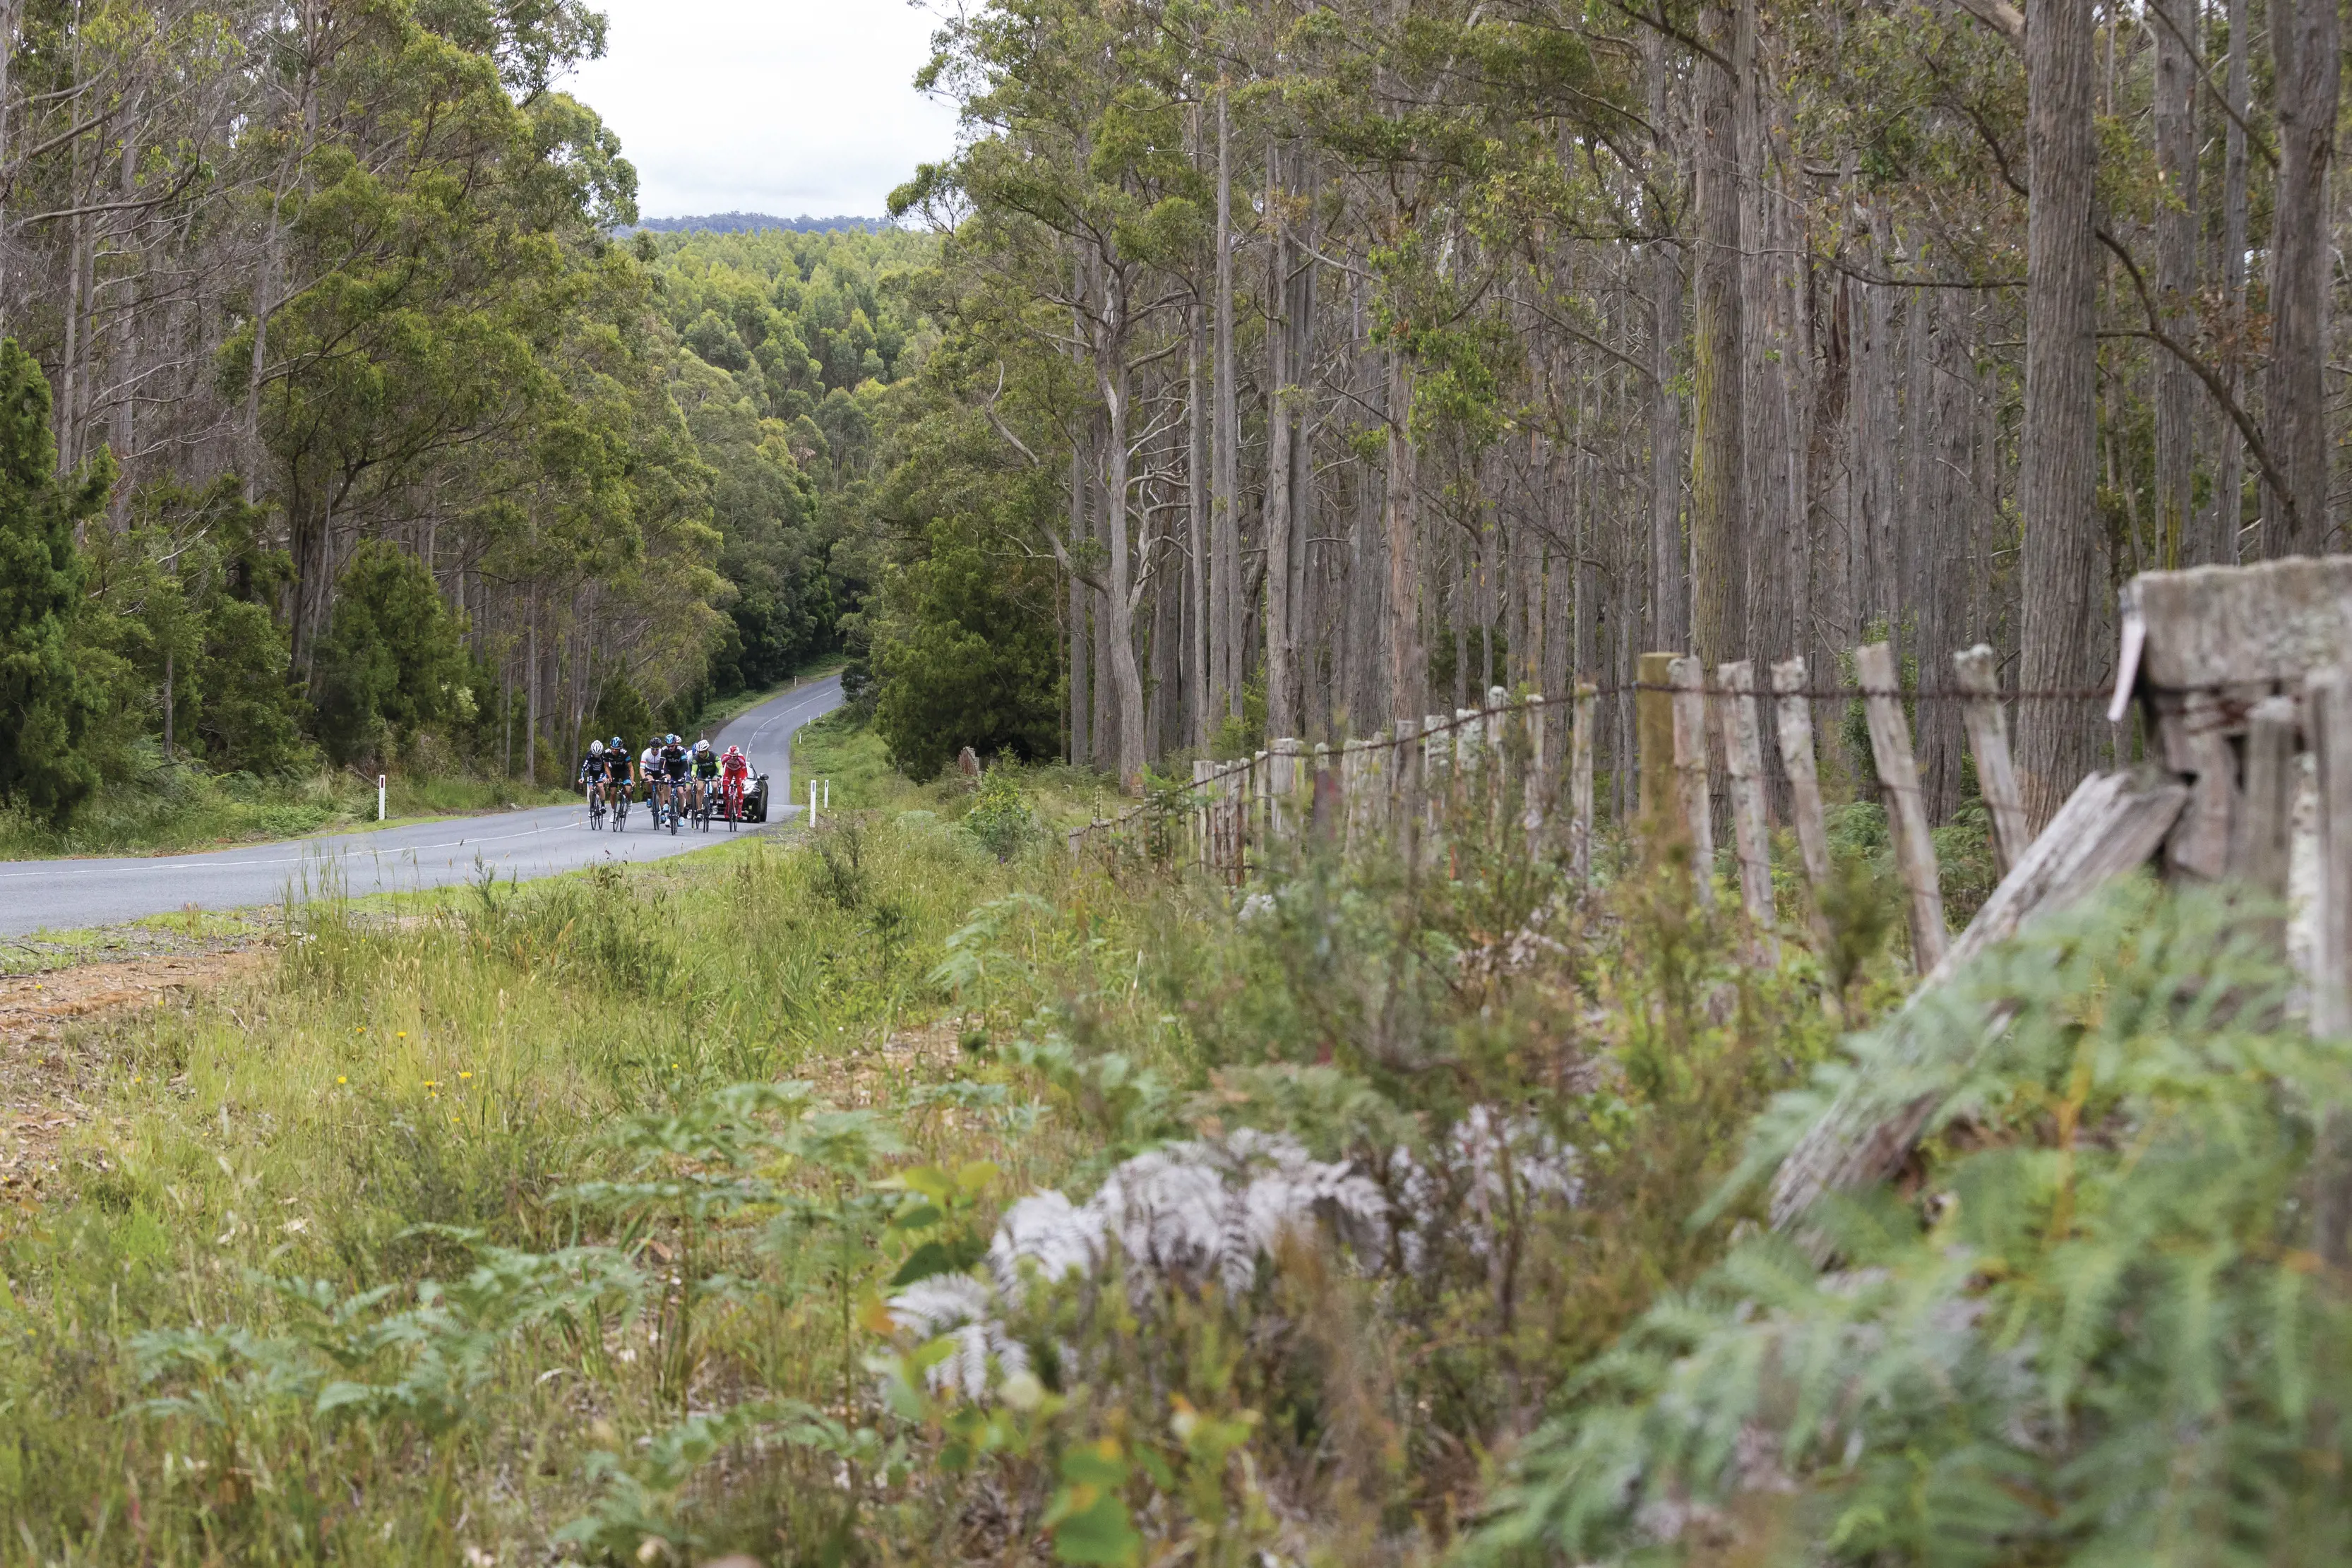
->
[4,753,2301,1566]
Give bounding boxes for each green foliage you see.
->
[0,339,114,822]
[314,541,474,766]
[873,522,1064,779]
[964,766,1041,860]
[1484,880,2352,1564]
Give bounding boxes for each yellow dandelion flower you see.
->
[396,1031,407,1040]
[459,1071,472,1079]
[337,1077,347,1085]
[424,1080,438,1088]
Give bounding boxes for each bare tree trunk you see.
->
[1264,145,1296,739]
[1212,88,1243,723]
[1690,0,1746,669]
[2211,0,2251,565]
[1386,350,1421,723]
[1188,297,1211,745]
[1069,443,1090,766]
[2152,0,2197,566]
[1647,33,1688,654]
[2017,0,2102,825]
[2264,0,2339,555]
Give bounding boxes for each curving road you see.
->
[0,674,844,938]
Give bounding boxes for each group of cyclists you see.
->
[578,732,754,833]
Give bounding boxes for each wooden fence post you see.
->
[1523,693,1549,842]
[1395,716,1422,860]
[1668,655,1715,905]
[2237,695,2298,959]
[1717,660,1777,953]
[1190,758,1214,870]
[1856,641,1947,972]
[1953,644,2031,876]
[1637,651,1679,846]
[2309,670,2352,1039]
[1770,657,1835,950]
[1571,682,1596,887]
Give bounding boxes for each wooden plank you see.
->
[2121,556,2352,695]
[1717,660,1777,951]
[2163,690,2237,880]
[2233,696,2297,931]
[1952,645,2031,876]
[1857,641,1947,973]
[1570,683,1596,887]
[1522,695,1550,842]
[1669,655,1715,905]
[1637,650,1679,843]
[1769,767,2190,1235]
[2310,671,2352,1039]
[1770,658,1834,895]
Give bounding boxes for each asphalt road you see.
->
[0,674,845,937]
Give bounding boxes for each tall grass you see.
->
[1,767,1880,1564]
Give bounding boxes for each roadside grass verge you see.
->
[0,765,1863,1564]
[0,762,573,860]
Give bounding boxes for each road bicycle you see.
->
[587,779,608,831]
[611,779,632,830]
[693,779,716,832]
[721,772,746,832]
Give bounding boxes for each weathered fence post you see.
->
[1395,716,1422,861]
[1717,660,1777,954]
[1570,682,1596,887]
[1272,738,1303,841]
[1310,742,1337,842]
[1637,652,1679,846]
[2309,670,2352,1039]
[1770,657,1835,950]
[2237,695,2298,959]
[1524,694,1549,842]
[1667,655,1715,905]
[1953,645,2031,876]
[1191,758,1214,870]
[1856,641,1947,972]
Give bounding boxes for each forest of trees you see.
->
[851,0,2347,830]
[5,0,2346,838]
[0,0,933,827]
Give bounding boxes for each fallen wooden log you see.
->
[1769,765,2190,1233]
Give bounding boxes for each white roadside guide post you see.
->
[808,780,818,826]
[377,774,386,822]
[823,779,830,808]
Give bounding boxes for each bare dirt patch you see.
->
[0,947,271,1200]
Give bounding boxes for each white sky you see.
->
[567,0,964,221]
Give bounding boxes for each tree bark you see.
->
[2212,0,2250,565]
[2017,0,2102,826]
[1646,31,1688,655]
[2152,0,2197,566]
[1212,88,1243,723]
[2264,0,2339,555]
[1264,144,1297,739]
[1689,0,1746,669]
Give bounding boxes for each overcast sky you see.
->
[567,0,963,221]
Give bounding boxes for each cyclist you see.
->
[578,739,609,824]
[657,733,691,827]
[690,738,721,822]
[720,745,751,824]
[639,738,663,820]
[604,737,634,828]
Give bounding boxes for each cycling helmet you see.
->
[696,739,712,754]
[610,736,623,750]
[589,739,605,756]
[724,745,742,758]
[666,734,680,745]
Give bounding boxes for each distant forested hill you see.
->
[631,213,890,235]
